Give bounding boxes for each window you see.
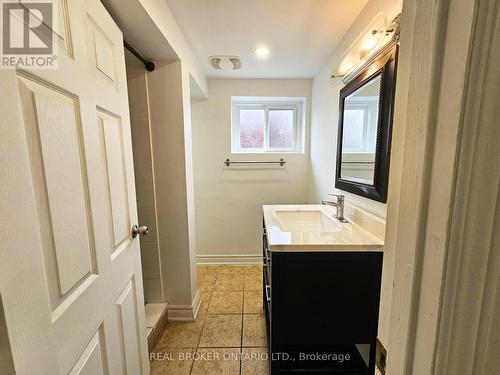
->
[343,97,379,154]
[231,97,305,153]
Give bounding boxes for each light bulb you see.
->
[364,30,384,52]
[254,47,270,58]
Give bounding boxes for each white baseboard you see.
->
[192,290,201,320]
[167,290,201,322]
[196,254,263,265]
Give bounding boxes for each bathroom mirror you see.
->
[336,45,398,203]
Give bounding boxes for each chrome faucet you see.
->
[322,194,348,223]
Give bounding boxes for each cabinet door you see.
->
[272,252,382,346]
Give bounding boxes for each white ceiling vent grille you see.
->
[209,55,241,70]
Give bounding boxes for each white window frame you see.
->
[343,96,379,154]
[231,96,305,153]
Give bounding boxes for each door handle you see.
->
[131,225,149,238]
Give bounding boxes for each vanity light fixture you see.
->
[336,57,358,77]
[363,29,385,54]
[254,46,270,58]
[363,31,379,51]
[332,13,401,84]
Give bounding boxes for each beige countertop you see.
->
[263,204,384,252]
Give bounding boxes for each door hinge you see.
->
[376,338,387,374]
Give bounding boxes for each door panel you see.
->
[0,0,149,374]
[86,13,117,86]
[98,109,131,252]
[57,0,74,58]
[17,74,96,296]
[116,278,142,375]
[69,329,108,375]
[17,73,99,311]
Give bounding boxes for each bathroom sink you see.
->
[275,210,341,232]
[263,205,384,251]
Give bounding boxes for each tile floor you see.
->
[150,265,269,375]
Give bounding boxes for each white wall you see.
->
[137,0,207,97]
[147,60,199,319]
[309,0,402,220]
[192,79,312,262]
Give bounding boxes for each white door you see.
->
[0,0,149,374]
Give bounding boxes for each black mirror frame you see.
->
[335,44,399,203]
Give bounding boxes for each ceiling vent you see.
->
[209,55,242,71]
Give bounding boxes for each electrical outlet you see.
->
[376,338,387,374]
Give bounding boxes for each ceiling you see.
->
[164,0,369,78]
[103,0,178,61]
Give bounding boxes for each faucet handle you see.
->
[328,193,345,202]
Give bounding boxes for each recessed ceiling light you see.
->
[254,47,270,58]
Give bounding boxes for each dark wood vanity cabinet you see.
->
[263,224,383,374]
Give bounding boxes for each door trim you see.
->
[434,0,500,373]
[383,0,479,373]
